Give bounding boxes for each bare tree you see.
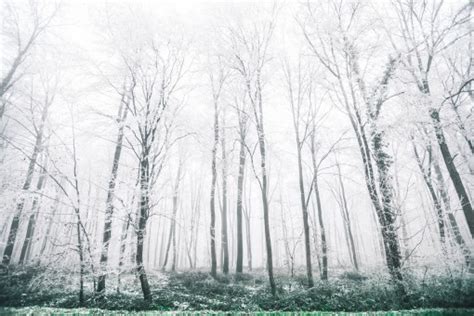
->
[162,157,183,272]
[234,93,249,274]
[388,0,473,238]
[301,2,405,284]
[2,80,55,265]
[220,109,229,274]
[283,57,315,287]
[228,9,277,295]
[208,59,227,278]
[97,84,131,296]
[123,40,186,302]
[0,0,58,116]
[18,153,48,265]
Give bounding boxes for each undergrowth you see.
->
[0,266,473,312]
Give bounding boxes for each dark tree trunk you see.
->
[2,98,49,265]
[314,176,328,280]
[171,162,182,272]
[430,108,474,238]
[296,144,314,287]
[243,204,252,272]
[433,159,472,266]
[236,132,246,274]
[136,155,152,302]
[310,131,327,280]
[19,160,48,265]
[97,94,128,296]
[76,217,85,306]
[256,125,276,295]
[221,120,229,274]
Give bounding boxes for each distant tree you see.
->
[228,11,277,294]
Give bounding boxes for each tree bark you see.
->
[19,159,48,265]
[430,108,474,238]
[236,131,246,273]
[136,154,152,302]
[296,144,314,286]
[256,116,276,295]
[2,97,50,265]
[336,162,359,271]
[220,119,229,274]
[412,141,446,246]
[433,159,472,266]
[314,175,327,280]
[209,98,219,278]
[310,131,327,280]
[97,93,128,296]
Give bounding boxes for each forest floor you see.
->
[1,307,474,315]
[0,266,473,313]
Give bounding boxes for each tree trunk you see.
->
[310,131,328,280]
[97,94,128,295]
[117,214,130,294]
[2,98,50,265]
[412,142,446,246]
[209,99,219,278]
[19,159,48,265]
[221,119,229,274]
[236,132,246,274]
[76,215,85,306]
[256,121,276,295]
[433,159,472,266]
[39,187,61,260]
[296,144,314,287]
[314,176,328,280]
[243,204,252,272]
[336,162,359,271]
[430,108,474,238]
[137,155,152,302]
[372,127,403,282]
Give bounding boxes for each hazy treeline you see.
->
[0,0,472,304]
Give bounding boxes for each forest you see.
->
[0,0,473,314]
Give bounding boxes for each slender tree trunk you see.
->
[97,94,128,295]
[209,99,219,278]
[137,154,152,302]
[243,205,252,272]
[220,120,229,274]
[310,131,327,280]
[336,162,358,271]
[314,175,328,280]
[162,163,181,271]
[117,214,130,294]
[2,98,50,265]
[76,214,85,306]
[236,131,246,273]
[19,159,48,265]
[433,159,472,266]
[162,218,174,270]
[256,120,276,295]
[39,187,61,260]
[412,142,446,246]
[430,108,474,238]
[296,144,314,287]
